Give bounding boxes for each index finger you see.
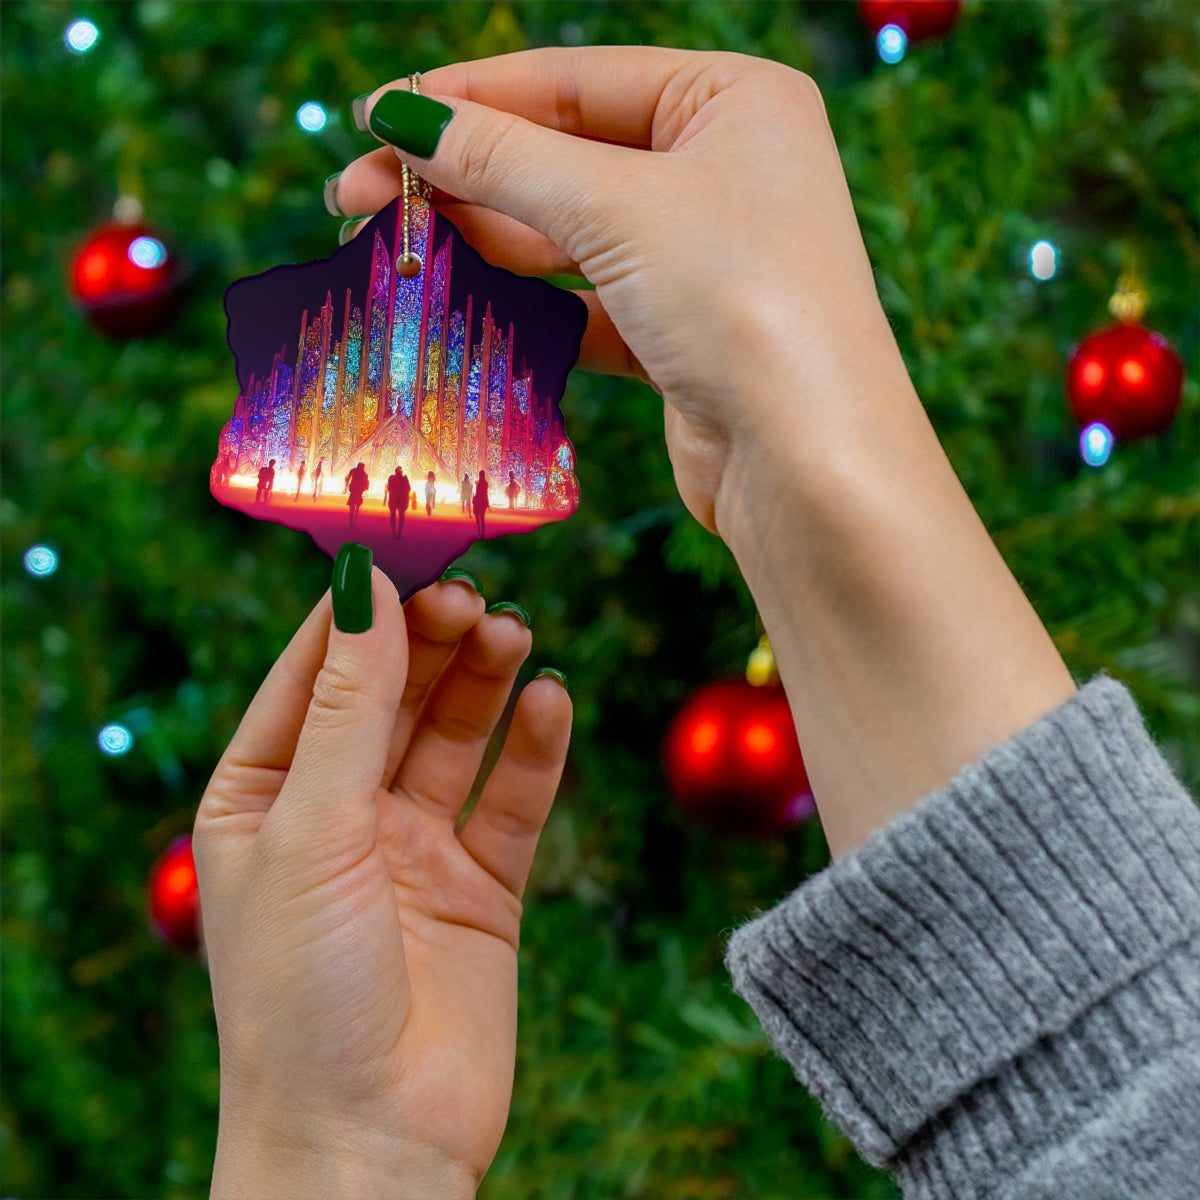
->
[391,45,705,149]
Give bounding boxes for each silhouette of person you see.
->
[214,452,233,488]
[256,459,276,504]
[473,470,489,538]
[385,467,411,539]
[424,471,437,517]
[461,473,472,514]
[294,459,306,501]
[345,462,369,527]
[311,457,324,501]
[505,471,520,509]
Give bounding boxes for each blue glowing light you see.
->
[98,723,134,756]
[877,24,907,64]
[1080,422,1114,467]
[128,236,167,269]
[1029,240,1058,281]
[24,545,59,576]
[65,19,99,53]
[296,102,328,133]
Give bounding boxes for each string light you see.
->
[1080,422,1114,467]
[1029,240,1058,281]
[128,236,167,269]
[98,723,134,756]
[877,24,907,63]
[296,102,328,133]
[65,19,99,53]
[24,545,59,577]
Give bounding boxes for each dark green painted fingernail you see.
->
[368,89,454,159]
[535,667,568,692]
[338,215,374,246]
[332,543,373,633]
[323,172,343,217]
[486,600,531,628]
[351,93,371,133]
[439,567,483,594]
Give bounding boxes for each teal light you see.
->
[65,19,99,53]
[24,545,59,577]
[99,724,134,756]
[297,102,328,133]
[1080,422,1114,467]
[128,236,167,269]
[878,24,907,64]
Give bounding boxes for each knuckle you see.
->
[307,654,371,727]
[457,110,521,197]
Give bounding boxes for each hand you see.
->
[334,47,897,536]
[336,49,1074,858]
[193,570,571,1198]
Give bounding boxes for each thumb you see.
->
[271,545,406,855]
[364,86,630,264]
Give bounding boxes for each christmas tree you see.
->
[3,3,1195,1197]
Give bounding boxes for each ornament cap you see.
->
[113,194,144,224]
[746,634,779,687]
[1108,273,1148,324]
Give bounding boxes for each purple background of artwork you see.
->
[225,197,587,398]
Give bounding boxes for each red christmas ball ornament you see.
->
[1066,321,1184,443]
[858,0,961,42]
[664,679,814,838]
[148,835,202,952]
[71,221,184,338]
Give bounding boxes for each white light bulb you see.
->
[1029,240,1058,281]
[296,102,328,133]
[65,19,100,53]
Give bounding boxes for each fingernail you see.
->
[332,543,373,633]
[438,567,483,594]
[338,215,374,246]
[535,667,568,693]
[486,600,531,628]
[368,89,454,159]
[351,93,371,133]
[323,172,343,217]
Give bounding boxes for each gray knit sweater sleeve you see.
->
[725,677,1200,1199]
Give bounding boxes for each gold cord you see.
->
[398,72,425,276]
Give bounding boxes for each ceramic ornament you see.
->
[213,195,588,599]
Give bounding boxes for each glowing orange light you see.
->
[1118,358,1146,387]
[1079,359,1105,390]
[743,723,777,756]
[689,719,720,757]
[79,250,112,285]
[160,860,196,898]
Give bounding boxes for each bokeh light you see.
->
[128,236,167,269]
[1080,422,1114,467]
[877,24,907,64]
[296,101,328,133]
[65,19,99,53]
[24,545,59,577]
[98,724,134,756]
[1029,240,1058,281]
[689,718,720,757]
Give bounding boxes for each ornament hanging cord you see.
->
[398,72,430,277]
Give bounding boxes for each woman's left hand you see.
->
[194,566,571,1199]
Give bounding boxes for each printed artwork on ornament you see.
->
[214,195,588,599]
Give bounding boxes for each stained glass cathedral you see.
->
[217,202,579,511]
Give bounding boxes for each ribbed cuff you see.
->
[725,677,1200,1192]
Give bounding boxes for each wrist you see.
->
[211,1105,477,1200]
[711,295,927,563]
[707,311,1074,858]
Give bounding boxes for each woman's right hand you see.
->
[335,47,1077,861]
[333,47,908,536]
